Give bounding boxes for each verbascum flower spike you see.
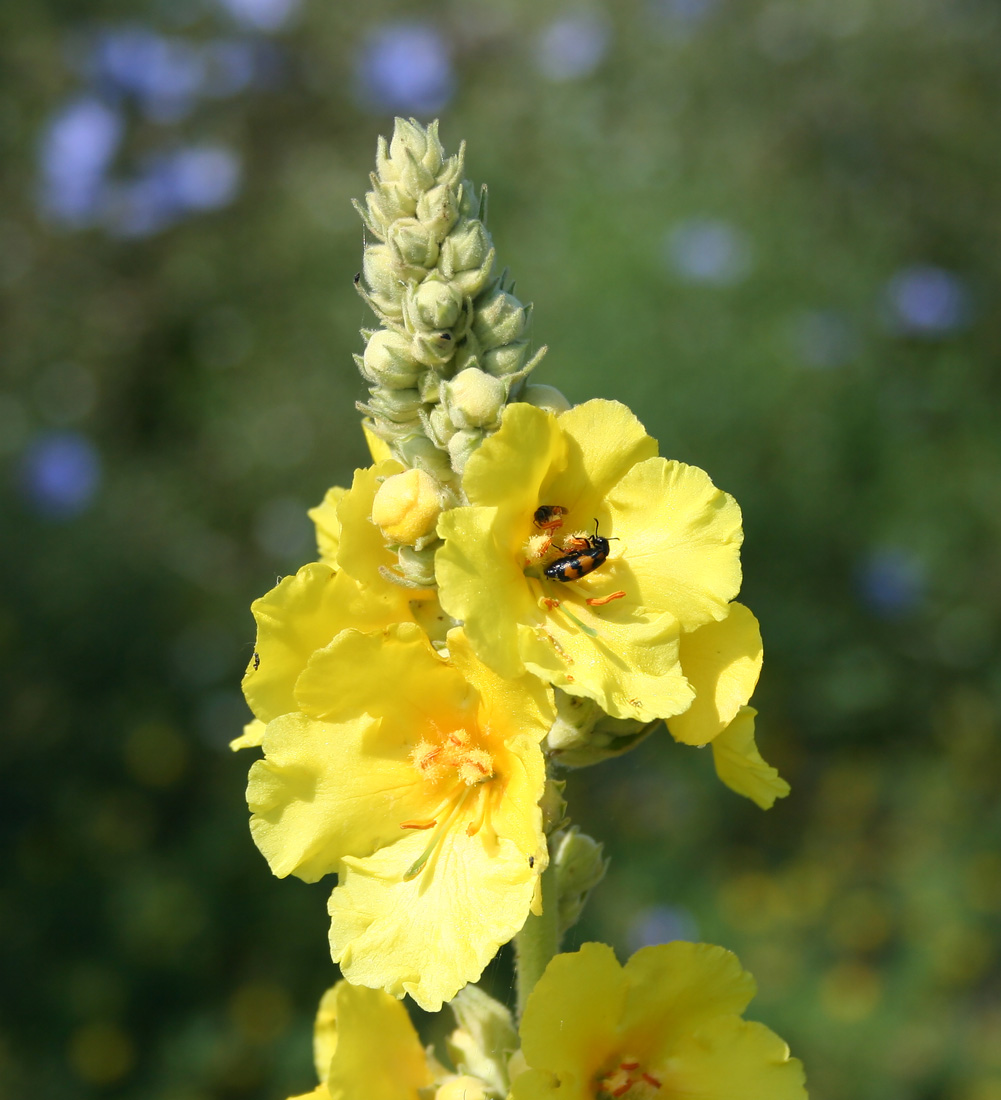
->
[510,942,808,1100]
[353,117,551,506]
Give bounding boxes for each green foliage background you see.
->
[2,1,1000,1098]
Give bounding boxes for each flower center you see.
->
[410,726,494,787]
[596,1056,662,1099]
[400,724,496,881]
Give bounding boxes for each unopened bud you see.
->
[481,341,528,378]
[552,827,608,935]
[417,181,460,238]
[472,287,528,350]
[361,329,421,389]
[546,689,655,767]
[523,383,572,415]
[445,367,506,429]
[411,280,464,331]
[371,468,443,544]
[388,217,439,269]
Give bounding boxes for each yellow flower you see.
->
[286,980,433,1100]
[510,942,807,1100]
[247,623,553,1011]
[436,400,744,724]
[289,980,498,1100]
[239,459,438,736]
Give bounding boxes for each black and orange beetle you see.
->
[544,519,615,582]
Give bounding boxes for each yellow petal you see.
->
[519,943,626,1078]
[437,505,538,680]
[328,823,542,1012]
[363,423,394,464]
[336,460,407,593]
[546,399,658,514]
[621,941,756,1057]
[324,981,432,1100]
[711,707,791,810]
[295,623,470,728]
[247,712,428,883]
[242,563,347,724]
[230,718,266,752]
[312,985,340,1084]
[308,486,345,568]
[662,1015,807,1100]
[517,602,691,723]
[460,403,566,511]
[610,457,743,630]
[667,603,763,746]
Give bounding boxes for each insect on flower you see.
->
[544,519,617,582]
[534,504,567,532]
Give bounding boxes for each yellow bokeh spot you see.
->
[818,961,882,1022]
[228,981,293,1044]
[123,721,188,787]
[67,1022,135,1085]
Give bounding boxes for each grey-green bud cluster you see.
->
[352,118,549,586]
[545,690,659,768]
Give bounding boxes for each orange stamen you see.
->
[400,818,437,831]
[543,597,560,610]
[641,1074,662,1089]
[587,590,626,606]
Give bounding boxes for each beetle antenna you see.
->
[593,518,619,542]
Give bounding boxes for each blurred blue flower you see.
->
[858,548,925,618]
[39,97,122,226]
[885,264,971,337]
[627,904,699,952]
[356,22,454,115]
[216,0,301,33]
[91,28,206,122]
[790,308,859,369]
[105,145,242,238]
[648,0,718,33]
[664,217,752,285]
[201,38,262,97]
[535,11,611,81]
[19,431,101,519]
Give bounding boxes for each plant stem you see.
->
[514,853,559,1019]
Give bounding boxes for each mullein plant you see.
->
[234,119,806,1099]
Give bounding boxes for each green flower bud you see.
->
[472,287,529,350]
[522,383,572,415]
[546,689,657,768]
[446,985,518,1098]
[364,386,425,424]
[481,341,528,377]
[539,777,568,835]
[361,243,414,314]
[361,329,421,389]
[383,118,446,185]
[409,328,458,370]
[427,404,455,448]
[387,217,439,269]
[417,181,460,239]
[396,542,437,588]
[447,427,483,474]
[444,367,506,430]
[411,280,464,332]
[552,827,608,935]
[440,219,494,299]
[396,434,455,484]
[457,178,483,220]
[361,181,416,236]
